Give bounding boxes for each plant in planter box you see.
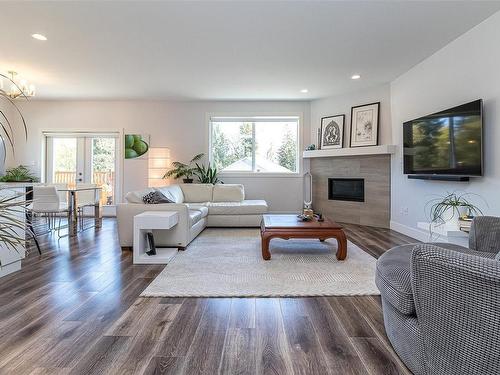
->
[163,153,204,183]
[0,165,39,182]
[194,163,220,184]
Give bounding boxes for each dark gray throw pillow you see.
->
[142,191,173,204]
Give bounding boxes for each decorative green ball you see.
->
[133,140,149,155]
[125,135,135,148]
[125,148,138,159]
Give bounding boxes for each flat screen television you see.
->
[403,99,483,177]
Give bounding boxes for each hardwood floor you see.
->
[0,219,417,375]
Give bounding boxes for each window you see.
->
[210,116,299,174]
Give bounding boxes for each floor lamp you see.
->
[148,148,170,187]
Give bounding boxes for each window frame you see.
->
[207,112,302,178]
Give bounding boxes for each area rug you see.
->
[141,228,380,297]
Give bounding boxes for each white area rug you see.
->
[141,228,380,297]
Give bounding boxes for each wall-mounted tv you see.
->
[403,99,483,178]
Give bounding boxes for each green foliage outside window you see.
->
[211,121,297,173]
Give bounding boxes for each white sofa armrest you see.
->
[116,203,190,248]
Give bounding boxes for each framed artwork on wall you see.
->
[124,134,150,159]
[320,114,345,149]
[350,102,380,147]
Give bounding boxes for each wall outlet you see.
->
[400,207,409,216]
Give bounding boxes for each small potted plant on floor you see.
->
[426,192,484,236]
[164,153,204,183]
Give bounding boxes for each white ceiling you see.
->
[1,1,499,100]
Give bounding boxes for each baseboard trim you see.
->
[390,221,430,242]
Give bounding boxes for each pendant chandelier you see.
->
[0,71,36,99]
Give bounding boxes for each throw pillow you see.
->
[142,191,173,204]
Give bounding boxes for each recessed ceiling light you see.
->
[351,74,361,80]
[32,34,47,41]
[300,89,309,93]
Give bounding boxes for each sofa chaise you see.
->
[117,183,268,249]
[376,216,500,375]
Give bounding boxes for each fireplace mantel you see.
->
[303,144,396,159]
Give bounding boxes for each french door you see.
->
[45,132,120,206]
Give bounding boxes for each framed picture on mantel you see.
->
[350,102,380,147]
[320,114,345,149]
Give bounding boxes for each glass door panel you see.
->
[91,137,116,205]
[48,137,78,184]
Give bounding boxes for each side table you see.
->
[133,211,179,264]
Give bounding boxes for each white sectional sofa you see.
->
[116,183,268,249]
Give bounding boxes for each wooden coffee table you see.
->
[260,214,347,261]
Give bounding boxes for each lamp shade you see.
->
[148,147,170,187]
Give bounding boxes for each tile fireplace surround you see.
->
[310,154,390,228]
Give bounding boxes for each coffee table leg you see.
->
[335,230,348,260]
[261,234,272,260]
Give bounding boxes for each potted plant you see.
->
[0,189,34,272]
[0,74,33,274]
[426,192,484,234]
[0,165,39,182]
[194,163,220,184]
[164,153,204,183]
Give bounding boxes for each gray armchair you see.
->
[376,216,500,375]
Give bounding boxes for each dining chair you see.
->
[30,185,70,241]
[75,183,99,231]
[53,183,69,206]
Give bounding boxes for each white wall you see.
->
[8,11,500,226]
[390,11,500,239]
[9,100,310,212]
[310,84,392,147]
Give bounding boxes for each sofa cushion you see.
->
[142,190,173,204]
[206,200,268,215]
[376,242,471,316]
[180,184,213,203]
[212,184,245,202]
[188,209,203,226]
[186,203,209,218]
[124,188,155,203]
[157,185,184,204]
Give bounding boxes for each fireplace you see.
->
[311,155,390,227]
[328,178,365,202]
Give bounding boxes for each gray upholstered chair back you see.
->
[469,216,500,253]
[411,244,500,375]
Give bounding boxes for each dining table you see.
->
[56,185,103,236]
[0,183,103,238]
